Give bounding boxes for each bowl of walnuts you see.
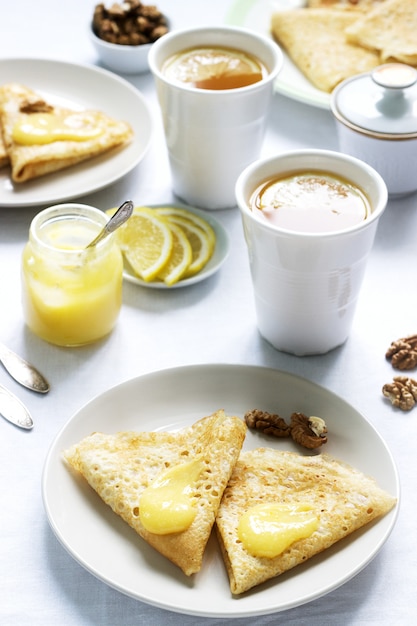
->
[90,1,169,74]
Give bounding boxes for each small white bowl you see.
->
[89,26,152,74]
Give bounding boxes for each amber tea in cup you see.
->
[148,26,283,209]
[236,149,388,355]
[161,46,268,90]
[250,170,372,234]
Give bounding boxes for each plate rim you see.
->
[42,363,400,618]
[0,57,153,207]
[121,203,230,288]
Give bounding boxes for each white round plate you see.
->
[225,0,330,109]
[42,364,399,618]
[0,58,153,207]
[122,204,230,289]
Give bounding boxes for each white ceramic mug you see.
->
[148,26,283,209]
[236,149,388,355]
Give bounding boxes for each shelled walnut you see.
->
[244,409,327,449]
[93,1,169,46]
[244,409,291,438]
[290,412,328,449]
[382,376,417,410]
[385,334,417,370]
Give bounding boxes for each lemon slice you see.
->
[162,215,213,277]
[155,206,216,252]
[157,223,192,286]
[114,207,173,282]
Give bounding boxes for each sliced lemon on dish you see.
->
[107,204,217,286]
[156,222,192,286]
[155,206,216,251]
[112,207,173,282]
[160,215,213,277]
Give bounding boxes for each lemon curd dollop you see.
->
[139,458,203,535]
[238,502,319,558]
[12,111,104,145]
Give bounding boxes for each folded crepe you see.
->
[63,410,246,576]
[271,9,380,92]
[215,448,396,594]
[0,82,133,183]
[345,0,417,65]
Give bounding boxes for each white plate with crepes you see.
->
[225,0,330,109]
[0,58,153,207]
[42,364,399,618]
[122,204,230,289]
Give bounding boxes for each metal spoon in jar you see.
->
[86,200,134,248]
[0,342,50,393]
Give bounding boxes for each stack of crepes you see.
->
[63,410,397,595]
[0,82,132,183]
[271,0,417,92]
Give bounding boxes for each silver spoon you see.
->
[0,384,34,429]
[0,342,50,393]
[86,200,134,248]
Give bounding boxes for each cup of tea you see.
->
[235,149,388,355]
[148,26,283,209]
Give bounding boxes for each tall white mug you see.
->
[235,150,388,355]
[148,26,283,209]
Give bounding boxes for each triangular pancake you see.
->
[345,0,417,65]
[63,410,246,576]
[0,83,133,183]
[215,448,396,594]
[0,134,8,167]
[271,9,380,92]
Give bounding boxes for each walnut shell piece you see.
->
[385,334,417,370]
[244,410,291,438]
[382,375,417,410]
[290,412,328,449]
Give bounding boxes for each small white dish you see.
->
[89,25,152,74]
[122,204,230,289]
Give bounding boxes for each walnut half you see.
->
[244,409,291,438]
[382,376,417,410]
[386,334,417,370]
[290,412,328,449]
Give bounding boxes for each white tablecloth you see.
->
[1,1,416,624]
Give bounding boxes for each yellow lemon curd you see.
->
[139,458,203,535]
[13,112,104,145]
[238,502,319,558]
[22,208,123,346]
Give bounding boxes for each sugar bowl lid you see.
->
[331,63,417,137]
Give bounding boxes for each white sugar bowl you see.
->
[331,63,417,197]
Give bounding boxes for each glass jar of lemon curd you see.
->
[22,204,123,347]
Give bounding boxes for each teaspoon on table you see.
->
[86,200,134,248]
[0,342,50,393]
[0,384,34,429]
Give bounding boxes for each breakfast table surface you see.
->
[1,1,417,625]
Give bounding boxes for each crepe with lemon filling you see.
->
[270,9,380,92]
[345,0,417,65]
[0,132,8,167]
[63,410,246,576]
[0,82,133,183]
[215,448,396,595]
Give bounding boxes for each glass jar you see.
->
[22,203,123,347]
